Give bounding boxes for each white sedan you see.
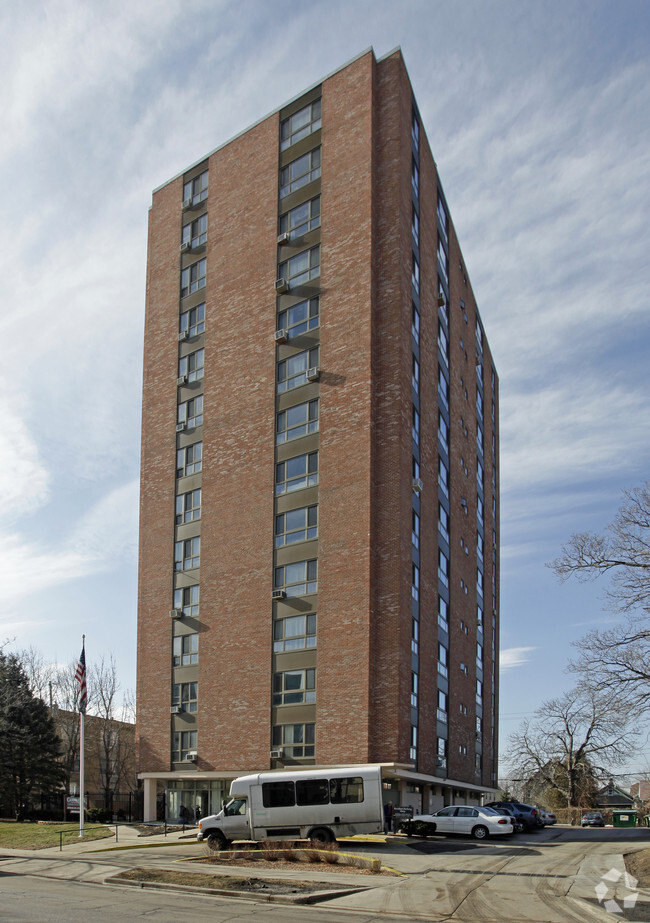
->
[405,804,514,839]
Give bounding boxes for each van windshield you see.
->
[224,798,247,816]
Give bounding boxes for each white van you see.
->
[197,765,384,849]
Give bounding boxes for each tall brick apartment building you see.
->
[137,47,500,824]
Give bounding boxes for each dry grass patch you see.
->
[198,839,387,875]
[625,848,650,887]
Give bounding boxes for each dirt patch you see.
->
[625,847,650,888]
[134,824,186,837]
[196,855,388,875]
[113,867,345,895]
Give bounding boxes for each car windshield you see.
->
[478,806,500,816]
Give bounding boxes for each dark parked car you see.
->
[490,804,525,832]
[581,811,605,827]
[485,801,544,831]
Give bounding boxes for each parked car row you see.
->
[403,801,558,840]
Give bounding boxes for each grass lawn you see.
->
[0,821,114,850]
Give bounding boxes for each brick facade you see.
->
[137,48,500,819]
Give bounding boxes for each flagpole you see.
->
[75,635,87,839]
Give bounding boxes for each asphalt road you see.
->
[0,825,648,922]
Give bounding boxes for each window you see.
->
[182,214,207,248]
[412,356,419,394]
[437,239,448,287]
[181,258,206,297]
[179,348,204,383]
[476,679,483,704]
[411,617,419,654]
[438,502,449,543]
[438,457,449,497]
[275,505,317,546]
[173,633,198,666]
[438,642,448,678]
[410,671,418,708]
[274,559,317,596]
[177,442,202,478]
[438,412,449,450]
[412,562,419,601]
[412,510,420,550]
[296,778,328,805]
[276,399,318,443]
[438,322,449,365]
[439,284,448,323]
[438,368,449,410]
[273,613,316,652]
[411,253,420,294]
[477,496,484,526]
[437,193,448,242]
[278,246,320,288]
[174,537,200,571]
[179,303,205,338]
[411,157,419,197]
[439,549,449,587]
[277,347,319,393]
[411,207,419,247]
[477,533,484,561]
[476,389,484,417]
[412,109,420,151]
[172,681,197,713]
[477,642,483,668]
[176,488,201,523]
[173,584,199,618]
[263,780,295,807]
[477,566,484,596]
[273,668,315,705]
[413,456,420,481]
[477,458,484,488]
[412,303,420,344]
[172,729,197,762]
[438,595,449,631]
[275,451,318,495]
[280,99,321,150]
[410,725,417,761]
[280,148,321,198]
[412,406,419,446]
[280,196,320,238]
[437,737,447,769]
[183,170,208,206]
[178,395,203,429]
[460,662,468,675]
[477,603,484,626]
[272,722,315,757]
[477,423,484,454]
[476,319,484,355]
[278,297,319,338]
[437,690,448,724]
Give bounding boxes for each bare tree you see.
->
[549,482,650,613]
[549,482,650,712]
[504,686,638,809]
[90,655,136,804]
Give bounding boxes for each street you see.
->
[0,825,647,922]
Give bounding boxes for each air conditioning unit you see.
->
[277,231,291,245]
[275,328,289,344]
[270,749,284,759]
[186,751,198,762]
[306,366,320,382]
[437,293,446,307]
[176,422,186,433]
[275,278,289,294]
[412,477,423,494]
[180,241,192,253]
[182,198,193,210]
[170,705,182,715]
[169,609,183,619]
[178,329,190,341]
[272,588,286,600]
[176,374,187,386]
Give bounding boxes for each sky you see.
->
[1,0,649,779]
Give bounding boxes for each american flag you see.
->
[75,645,87,714]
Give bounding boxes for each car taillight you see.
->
[531,809,537,815]
[498,818,508,824]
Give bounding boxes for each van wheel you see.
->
[206,831,228,850]
[472,825,488,840]
[309,827,334,845]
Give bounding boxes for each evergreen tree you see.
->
[0,652,65,820]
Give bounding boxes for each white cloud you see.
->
[500,647,537,670]
[0,391,50,520]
